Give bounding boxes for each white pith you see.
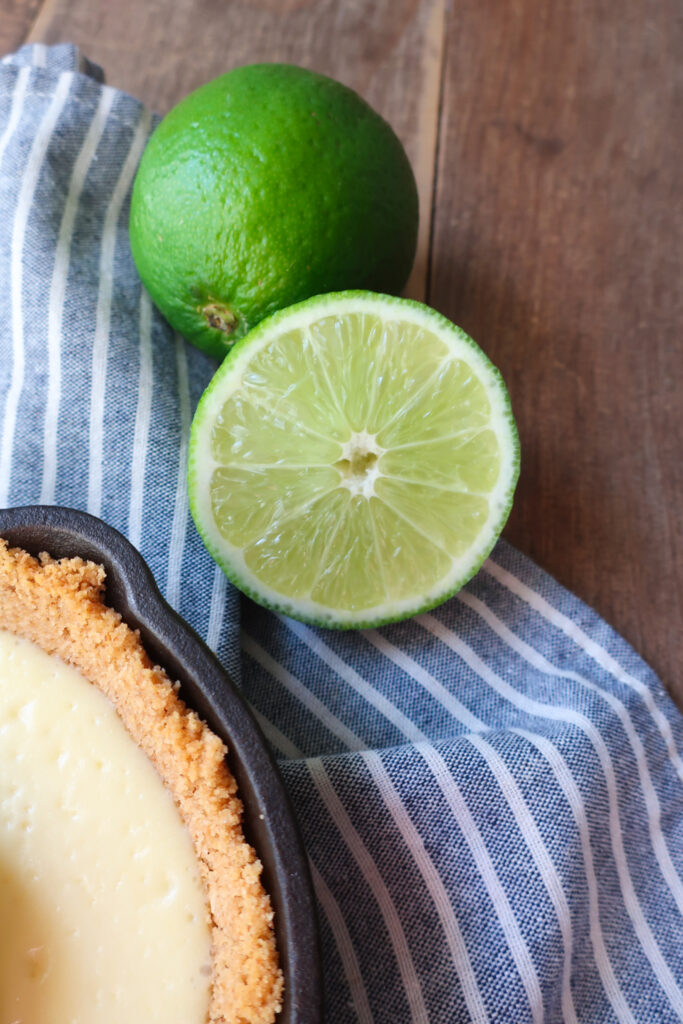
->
[335,432,384,497]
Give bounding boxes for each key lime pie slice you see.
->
[0,539,283,1024]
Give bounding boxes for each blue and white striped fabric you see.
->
[1,44,682,1024]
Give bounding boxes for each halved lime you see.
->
[188,291,520,628]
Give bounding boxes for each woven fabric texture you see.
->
[1,44,682,1024]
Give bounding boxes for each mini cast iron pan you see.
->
[0,505,322,1024]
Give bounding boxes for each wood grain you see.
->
[24,0,446,301]
[0,0,43,54]
[430,1,683,697]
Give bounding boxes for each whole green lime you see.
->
[129,64,419,359]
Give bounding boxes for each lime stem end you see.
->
[202,301,238,335]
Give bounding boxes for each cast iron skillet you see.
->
[0,505,322,1024]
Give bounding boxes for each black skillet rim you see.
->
[0,504,322,1024]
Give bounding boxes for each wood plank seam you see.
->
[424,0,451,307]
[22,0,53,47]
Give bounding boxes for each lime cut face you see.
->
[188,292,520,627]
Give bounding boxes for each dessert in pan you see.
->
[0,506,320,1024]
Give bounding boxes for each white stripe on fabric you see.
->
[418,612,683,1014]
[484,558,683,784]
[308,757,431,1024]
[127,288,153,547]
[238,714,411,1024]
[515,728,637,1024]
[309,860,376,1024]
[165,334,191,610]
[0,65,31,502]
[282,618,425,743]
[205,564,228,653]
[242,633,365,752]
[279,626,542,1021]
[250,709,303,760]
[466,733,577,1024]
[0,72,73,507]
[416,741,545,1023]
[363,628,486,732]
[87,106,151,518]
[273,615,641,1024]
[459,589,683,920]
[362,749,491,1024]
[40,86,115,504]
[250,662,492,1019]
[30,44,48,68]
[263,692,480,1024]
[0,65,31,166]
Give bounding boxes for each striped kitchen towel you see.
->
[1,43,682,1024]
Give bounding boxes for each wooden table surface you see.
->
[3,1,682,706]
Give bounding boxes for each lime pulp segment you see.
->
[188,293,519,627]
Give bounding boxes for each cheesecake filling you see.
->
[0,628,212,1024]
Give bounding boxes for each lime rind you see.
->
[129,65,418,359]
[188,291,520,629]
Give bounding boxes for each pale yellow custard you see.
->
[0,627,212,1024]
[0,540,283,1024]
